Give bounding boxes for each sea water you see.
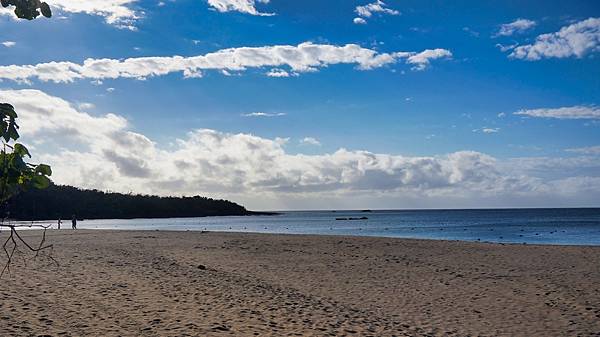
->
[26,208,600,246]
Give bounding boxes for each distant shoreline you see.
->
[7,184,265,221]
[8,210,280,222]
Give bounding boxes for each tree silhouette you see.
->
[1,0,51,20]
[8,184,256,220]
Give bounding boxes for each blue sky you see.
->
[0,0,599,210]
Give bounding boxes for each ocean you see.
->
[30,208,600,246]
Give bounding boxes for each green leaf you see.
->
[13,143,31,157]
[7,119,19,141]
[0,103,17,118]
[35,164,52,176]
[0,100,53,203]
[31,175,50,189]
[40,2,51,18]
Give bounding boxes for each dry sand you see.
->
[1,230,599,336]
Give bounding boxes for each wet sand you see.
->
[1,230,599,336]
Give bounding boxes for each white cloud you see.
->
[0,42,452,84]
[510,17,600,60]
[495,43,517,52]
[462,27,480,37]
[547,176,600,197]
[0,0,140,29]
[78,102,96,110]
[207,0,273,16]
[2,89,598,209]
[242,112,286,117]
[353,17,367,25]
[355,1,399,18]
[473,127,500,134]
[495,18,536,37]
[300,137,321,146]
[514,106,600,119]
[2,41,16,47]
[266,68,294,77]
[565,145,600,155]
[406,49,453,70]
[1,89,128,150]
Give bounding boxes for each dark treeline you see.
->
[5,184,268,220]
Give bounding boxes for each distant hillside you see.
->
[5,184,266,220]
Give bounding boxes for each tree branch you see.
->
[0,218,58,278]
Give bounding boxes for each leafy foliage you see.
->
[1,103,52,205]
[1,0,51,20]
[6,184,264,220]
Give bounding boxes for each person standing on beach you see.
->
[57,218,61,230]
[71,215,77,230]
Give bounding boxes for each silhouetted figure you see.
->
[57,218,61,230]
[71,215,77,230]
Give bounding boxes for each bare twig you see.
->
[0,218,58,278]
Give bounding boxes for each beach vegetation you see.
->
[1,104,55,276]
[1,103,52,205]
[7,184,257,220]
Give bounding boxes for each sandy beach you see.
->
[1,230,599,336]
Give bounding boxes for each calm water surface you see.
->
[17,208,600,246]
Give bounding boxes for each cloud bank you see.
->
[514,106,600,119]
[566,145,600,155]
[2,89,598,209]
[0,42,452,84]
[206,0,273,16]
[510,18,600,60]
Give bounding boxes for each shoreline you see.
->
[10,227,600,247]
[2,230,599,336]
[9,207,600,247]
[6,211,280,223]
